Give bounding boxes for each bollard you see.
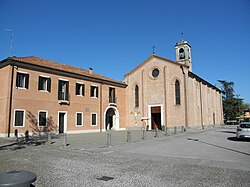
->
[14,129,18,141]
[142,128,145,140]
[62,133,67,147]
[181,126,184,133]
[174,127,177,134]
[47,132,52,144]
[154,128,158,137]
[165,127,168,136]
[107,132,111,146]
[127,131,131,143]
[25,130,29,142]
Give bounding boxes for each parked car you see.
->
[236,122,250,139]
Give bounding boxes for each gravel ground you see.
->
[0,126,250,187]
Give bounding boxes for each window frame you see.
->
[38,110,48,127]
[175,80,181,105]
[16,72,29,89]
[135,85,139,108]
[58,79,69,101]
[13,109,25,127]
[91,113,97,126]
[76,112,83,127]
[75,82,85,96]
[90,85,98,98]
[38,75,51,92]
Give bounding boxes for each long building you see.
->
[0,39,223,137]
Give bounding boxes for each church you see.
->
[0,39,223,137]
[124,39,223,130]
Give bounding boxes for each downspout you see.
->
[199,81,204,129]
[180,65,188,127]
[163,66,167,128]
[100,82,103,132]
[8,61,15,137]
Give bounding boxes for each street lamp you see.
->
[4,28,14,57]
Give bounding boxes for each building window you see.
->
[38,111,47,127]
[152,68,159,78]
[91,113,97,126]
[135,85,139,108]
[16,72,29,89]
[58,80,69,101]
[38,76,51,92]
[76,112,83,126]
[76,83,85,96]
[175,80,181,105]
[109,87,116,103]
[90,86,98,98]
[14,110,25,127]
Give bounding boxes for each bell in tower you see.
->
[175,36,192,71]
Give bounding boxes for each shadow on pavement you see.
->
[219,131,235,134]
[227,137,250,142]
[187,138,250,156]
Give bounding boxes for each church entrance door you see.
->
[151,106,162,130]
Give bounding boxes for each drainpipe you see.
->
[100,82,103,132]
[163,66,167,128]
[199,81,204,129]
[8,61,15,137]
[141,70,144,117]
[180,65,188,127]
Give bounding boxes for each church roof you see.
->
[0,56,127,87]
[124,54,188,78]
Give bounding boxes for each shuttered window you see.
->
[16,72,29,89]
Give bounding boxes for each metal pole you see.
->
[127,131,131,143]
[107,132,111,146]
[62,133,67,146]
[154,128,158,137]
[142,128,145,140]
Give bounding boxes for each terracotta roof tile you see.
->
[8,56,125,86]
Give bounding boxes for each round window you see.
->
[152,68,159,78]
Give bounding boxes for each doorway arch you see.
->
[104,106,119,130]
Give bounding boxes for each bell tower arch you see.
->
[175,38,192,71]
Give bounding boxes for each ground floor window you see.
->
[38,111,47,127]
[76,112,83,126]
[14,109,25,127]
[91,113,97,126]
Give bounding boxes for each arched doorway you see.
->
[104,107,119,130]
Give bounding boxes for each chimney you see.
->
[88,68,93,74]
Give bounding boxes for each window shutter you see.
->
[47,78,51,92]
[38,76,42,90]
[25,74,29,89]
[66,81,69,100]
[16,72,20,87]
[82,84,85,96]
[75,83,79,95]
[58,80,62,100]
[96,87,99,98]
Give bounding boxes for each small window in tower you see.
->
[179,48,185,59]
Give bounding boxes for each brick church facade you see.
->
[0,39,223,137]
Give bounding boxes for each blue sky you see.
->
[1,0,250,103]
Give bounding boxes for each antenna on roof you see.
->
[4,29,14,57]
[152,45,156,55]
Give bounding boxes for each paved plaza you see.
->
[0,125,250,186]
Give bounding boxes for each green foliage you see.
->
[218,80,246,121]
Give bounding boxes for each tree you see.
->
[218,80,246,122]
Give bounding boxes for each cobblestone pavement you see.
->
[0,125,250,187]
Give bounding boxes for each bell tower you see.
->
[175,37,192,71]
